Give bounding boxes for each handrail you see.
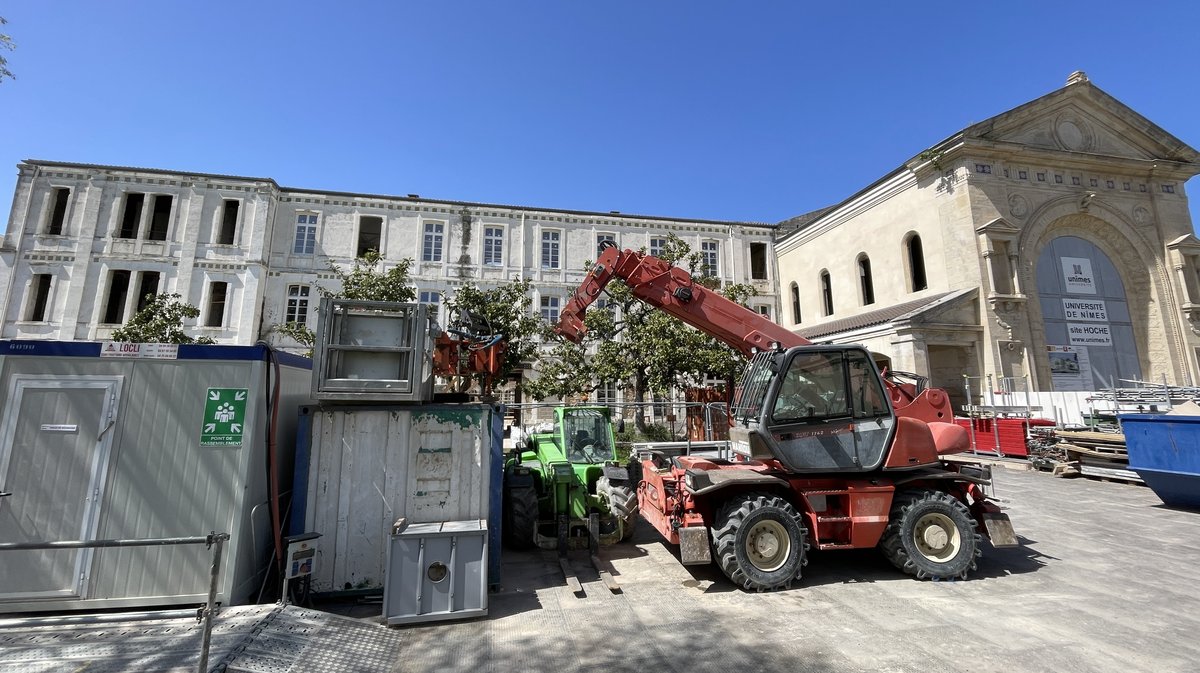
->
[0,532,230,673]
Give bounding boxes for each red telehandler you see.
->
[556,241,1017,591]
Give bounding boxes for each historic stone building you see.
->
[775,73,1199,408]
[0,161,780,407]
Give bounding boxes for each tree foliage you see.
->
[111,293,216,344]
[324,250,416,303]
[0,17,15,84]
[528,234,757,429]
[446,278,548,389]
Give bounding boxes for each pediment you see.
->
[964,81,1197,164]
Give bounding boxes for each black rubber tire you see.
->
[597,476,638,541]
[502,485,539,550]
[879,489,981,580]
[711,492,808,591]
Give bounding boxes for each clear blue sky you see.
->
[2,2,1198,229]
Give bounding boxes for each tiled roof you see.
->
[797,291,956,340]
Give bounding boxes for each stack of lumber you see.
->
[1054,429,1143,483]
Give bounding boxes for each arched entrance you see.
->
[1035,235,1142,390]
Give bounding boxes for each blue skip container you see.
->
[1120,413,1200,510]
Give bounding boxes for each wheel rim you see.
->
[745,519,790,572]
[912,512,961,562]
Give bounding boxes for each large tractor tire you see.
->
[880,489,981,580]
[502,484,539,550]
[597,476,638,541]
[711,492,808,591]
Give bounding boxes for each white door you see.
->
[0,376,122,601]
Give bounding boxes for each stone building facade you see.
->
[775,73,1199,408]
[0,161,780,409]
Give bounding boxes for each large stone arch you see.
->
[1014,195,1182,387]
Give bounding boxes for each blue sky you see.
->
[1,2,1198,229]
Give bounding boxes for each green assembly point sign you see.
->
[201,388,248,447]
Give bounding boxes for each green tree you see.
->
[0,17,15,84]
[111,293,216,344]
[271,250,417,350]
[445,278,547,391]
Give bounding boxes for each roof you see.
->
[796,290,968,340]
[22,159,775,229]
[776,206,836,236]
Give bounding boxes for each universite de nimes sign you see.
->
[201,388,248,447]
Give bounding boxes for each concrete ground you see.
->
[2,467,1197,672]
[341,467,1200,673]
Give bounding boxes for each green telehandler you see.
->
[501,406,637,555]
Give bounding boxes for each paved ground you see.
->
[2,468,1198,672]
[358,468,1200,673]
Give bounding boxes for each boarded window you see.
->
[103,270,131,323]
[218,200,239,245]
[358,216,382,257]
[47,188,70,235]
[27,274,53,321]
[750,242,768,280]
[147,194,172,241]
[205,282,228,327]
[135,272,161,314]
[118,193,144,238]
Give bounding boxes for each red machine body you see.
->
[555,244,1015,590]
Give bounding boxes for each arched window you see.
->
[857,254,875,305]
[906,233,927,292]
[790,282,801,324]
[820,270,834,316]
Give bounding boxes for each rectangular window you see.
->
[293,214,317,255]
[135,271,160,314]
[701,241,719,276]
[597,233,616,257]
[756,305,772,320]
[1071,176,1081,186]
[484,227,504,266]
[27,274,53,321]
[1123,182,1131,191]
[1163,184,1176,194]
[1037,172,1046,182]
[147,194,172,241]
[103,270,131,324]
[357,216,383,257]
[540,295,560,322]
[541,231,561,269]
[423,222,444,262]
[1090,178,1099,187]
[1054,175,1063,184]
[419,290,441,318]
[1106,180,1115,189]
[750,242,768,280]
[596,380,618,406]
[118,193,144,239]
[1018,170,1028,180]
[218,200,239,245]
[286,285,310,324]
[974,164,992,174]
[205,282,228,327]
[47,188,70,235]
[649,237,667,258]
